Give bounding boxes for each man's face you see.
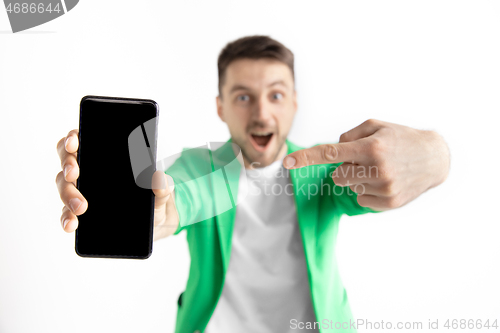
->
[216,58,297,168]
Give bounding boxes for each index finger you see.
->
[283,141,365,169]
[57,129,79,160]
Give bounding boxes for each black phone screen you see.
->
[75,96,158,259]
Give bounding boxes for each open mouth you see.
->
[249,132,274,152]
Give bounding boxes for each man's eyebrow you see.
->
[268,80,287,88]
[229,80,288,94]
[229,84,250,94]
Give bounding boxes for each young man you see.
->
[56,36,450,333]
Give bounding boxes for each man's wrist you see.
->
[426,130,450,189]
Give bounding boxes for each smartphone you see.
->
[75,95,159,259]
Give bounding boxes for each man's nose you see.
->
[252,96,272,122]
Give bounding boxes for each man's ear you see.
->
[216,95,225,123]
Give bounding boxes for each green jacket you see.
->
[166,139,378,333]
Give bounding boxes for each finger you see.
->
[55,171,88,215]
[152,172,178,231]
[349,182,400,197]
[56,137,75,163]
[61,206,79,232]
[60,149,79,183]
[339,119,383,143]
[284,141,367,169]
[56,129,79,159]
[57,131,80,183]
[151,171,175,208]
[64,129,79,154]
[356,193,401,211]
[332,162,380,186]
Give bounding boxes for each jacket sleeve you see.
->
[164,145,240,235]
[163,148,217,235]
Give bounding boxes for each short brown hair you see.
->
[217,35,295,97]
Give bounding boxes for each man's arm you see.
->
[284,119,450,211]
[161,142,243,236]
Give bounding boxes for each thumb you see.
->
[151,170,175,208]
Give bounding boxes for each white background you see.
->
[1,1,499,332]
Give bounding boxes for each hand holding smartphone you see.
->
[55,95,176,259]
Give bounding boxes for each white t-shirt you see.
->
[204,158,318,333]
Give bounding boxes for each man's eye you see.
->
[272,93,283,100]
[237,95,250,102]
